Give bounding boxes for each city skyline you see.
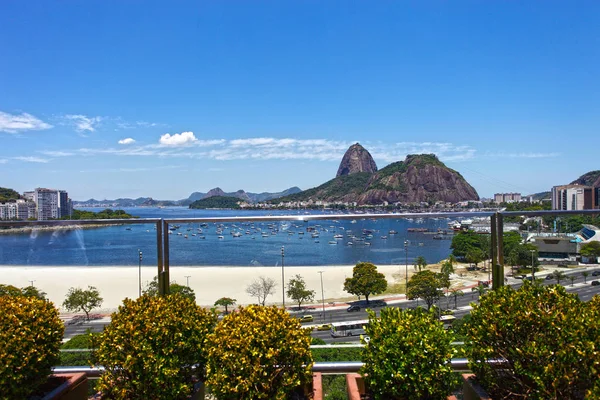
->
[1,2,598,200]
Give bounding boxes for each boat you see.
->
[125,227,131,231]
[333,234,344,239]
[218,235,224,239]
[389,230,398,235]
[328,240,337,245]
[347,242,353,246]
[380,235,388,239]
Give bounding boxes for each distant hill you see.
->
[274,147,479,205]
[571,170,600,187]
[526,191,551,202]
[189,196,241,209]
[0,187,21,202]
[73,197,176,207]
[179,186,302,206]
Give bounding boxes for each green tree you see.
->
[582,271,590,284]
[214,297,236,314]
[449,288,464,309]
[20,285,47,300]
[286,274,315,309]
[450,231,487,259]
[568,276,576,286]
[414,256,427,272]
[552,270,566,284]
[0,284,25,297]
[144,276,196,301]
[580,241,600,261]
[343,262,387,305]
[465,248,485,268]
[440,260,454,277]
[406,270,444,310]
[62,286,103,321]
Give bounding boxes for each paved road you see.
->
[63,266,600,343]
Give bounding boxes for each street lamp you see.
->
[138,250,143,297]
[185,275,191,287]
[404,240,409,295]
[530,249,535,280]
[29,280,35,287]
[318,271,325,322]
[281,246,285,309]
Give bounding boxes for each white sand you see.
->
[0,264,416,312]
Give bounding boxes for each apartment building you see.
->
[493,193,522,204]
[33,188,72,220]
[551,184,596,210]
[0,199,37,220]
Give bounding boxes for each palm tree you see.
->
[582,271,590,284]
[449,288,464,309]
[414,256,427,272]
[552,270,566,285]
[569,276,576,286]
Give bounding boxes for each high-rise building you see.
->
[0,199,36,220]
[551,184,594,210]
[34,188,72,220]
[493,193,522,204]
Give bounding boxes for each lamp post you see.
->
[530,249,535,280]
[138,250,143,297]
[318,271,325,322]
[281,246,285,309]
[28,280,35,287]
[185,275,191,287]
[404,240,409,295]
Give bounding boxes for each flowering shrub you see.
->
[361,307,457,399]
[206,305,313,399]
[466,283,600,399]
[95,294,217,399]
[0,295,63,399]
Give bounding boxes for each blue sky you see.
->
[1,1,598,201]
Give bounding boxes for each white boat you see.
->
[328,240,337,245]
[218,235,224,239]
[334,234,344,239]
[347,242,353,246]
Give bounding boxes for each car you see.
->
[545,275,554,280]
[299,315,314,323]
[592,271,600,277]
[514,275,525,279]
[316,324,331,331]
[591,280,600,286]
[347,305,361,312]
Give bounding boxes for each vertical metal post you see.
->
[156,220,163,295]
[162,220,170,295]
[530,250,535,280]
[281,246,285,308]
[185,275,191,287]
[497,213,504,288]
[138,249,143,297]
[491,214,498,290]
[318,271,325,322]
[404,240,408,294]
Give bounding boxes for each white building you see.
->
[0,199,36,220]
[33,188,72,220]
[551,184,594,210]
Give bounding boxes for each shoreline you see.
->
[0,224,123,235]
[0,261,483,312]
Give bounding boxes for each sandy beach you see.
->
[0,262,483,313]
[0,264,428,312]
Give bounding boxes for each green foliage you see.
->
[465,284,600,399]
[0,296,64,399]
[59,331,99,367]
[62,286,103,320]
[361,307,457,400]
[450,230,488,259]
[206,305,313,400]
[144,276,196,301]
[343,262,388,304]
[287,274,316,308]
[311,346,362,362]
[414,255,427,271]
[62,331,100,349]
[581,241,600,258]
[322,375,348,400]
[189,195,241,209]
[214,297,236,313]
[0,187,21,202]
[440,260,454,277]
[551,270,567,284]
[406,270,445,310]
[96,294,217,399]
[0,284,46,299]
[66,208,135,220]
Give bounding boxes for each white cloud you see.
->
[0,159,7,164]
[118,138,136,145]
[159,131,198,146]
[13,156,50,163]
[64,114,102,132]
[0,111,53,133]
[38,150,75,157]
[484,151,560,159]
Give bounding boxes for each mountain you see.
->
[180,186,302,205]
[336,143,378,177]
[571,170,600,187]
[526,191,551,202]
[274,150,479,205]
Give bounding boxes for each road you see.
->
[63,267,600,343]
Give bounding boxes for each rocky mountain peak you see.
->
[336,143,378,177]
[205,187,226,198]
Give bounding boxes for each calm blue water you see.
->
[0,208,454,267]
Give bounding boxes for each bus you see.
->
[330,319,369,338]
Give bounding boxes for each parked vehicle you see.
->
[591,271,600,277]
[347,305,361,312]
[299,315,314,323]
[591,280,600,286]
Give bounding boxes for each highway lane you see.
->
[63,267,600,342]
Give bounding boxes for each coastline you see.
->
[0,224,124,235]
[0,262,479,312]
